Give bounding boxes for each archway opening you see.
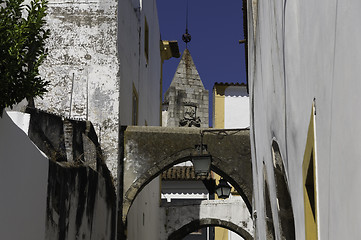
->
[126,156,252,239]
[167,219,252,240]
[124,151,252,224]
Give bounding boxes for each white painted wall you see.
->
[127,177,161,240]
[122,0,162,239]
[224,86,249,129]
[119,0,161,127]
[0,111,48,240]
[248,0,361,239]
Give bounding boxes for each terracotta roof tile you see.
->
[161,166,212,181]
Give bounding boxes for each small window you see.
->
[132,85,138,126]
[144,17,149,63]
[305,150,316,218]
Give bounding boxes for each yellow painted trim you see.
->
[215,226,228,240]
[302,103,318,240]
[213,85,227,129]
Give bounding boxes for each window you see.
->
[132,85,138,125]
[144,17,149,63]
[303,103,318,240]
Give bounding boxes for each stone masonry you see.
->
[163,49,209,128]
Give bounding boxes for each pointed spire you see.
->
[169,49,205,89]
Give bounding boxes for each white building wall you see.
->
[127,177,161,240]
[122,1,162,239]
[138,0,161,126]
[0,111,48,240]
[248,0,361,239]
[224,86,249,129]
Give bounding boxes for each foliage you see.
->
[0,0,50,114]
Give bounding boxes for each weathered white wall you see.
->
[224,86,249,129]
[122,1,162,239]
[127,177,161,240]
[0,111,48,240]
[36,0,120,182]
[33,0,163,237]
[248,0,361,239]
[36,0,162,183]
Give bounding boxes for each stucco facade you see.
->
[247,0,361,239]
[35,0,162,186]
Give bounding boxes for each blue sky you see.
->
[156,0,246,127]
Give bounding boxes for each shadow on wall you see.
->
[46,161,116,240]
[0,109,118,240]
[25,108,118,240]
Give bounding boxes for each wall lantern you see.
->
[191,144,212,176]
[215,178,232,199]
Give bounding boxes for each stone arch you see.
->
[123,149,252,222]
[168,218,253,240]
[271,140,295,239]
[121,126,253,222]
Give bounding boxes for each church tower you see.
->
[162,49,209,127]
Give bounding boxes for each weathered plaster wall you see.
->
[31,0,164,238]
[160,199,253,240]
[0,111,48,240]
[35,0,120,181]
[35,0,162,195]
[248,0,361,239]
